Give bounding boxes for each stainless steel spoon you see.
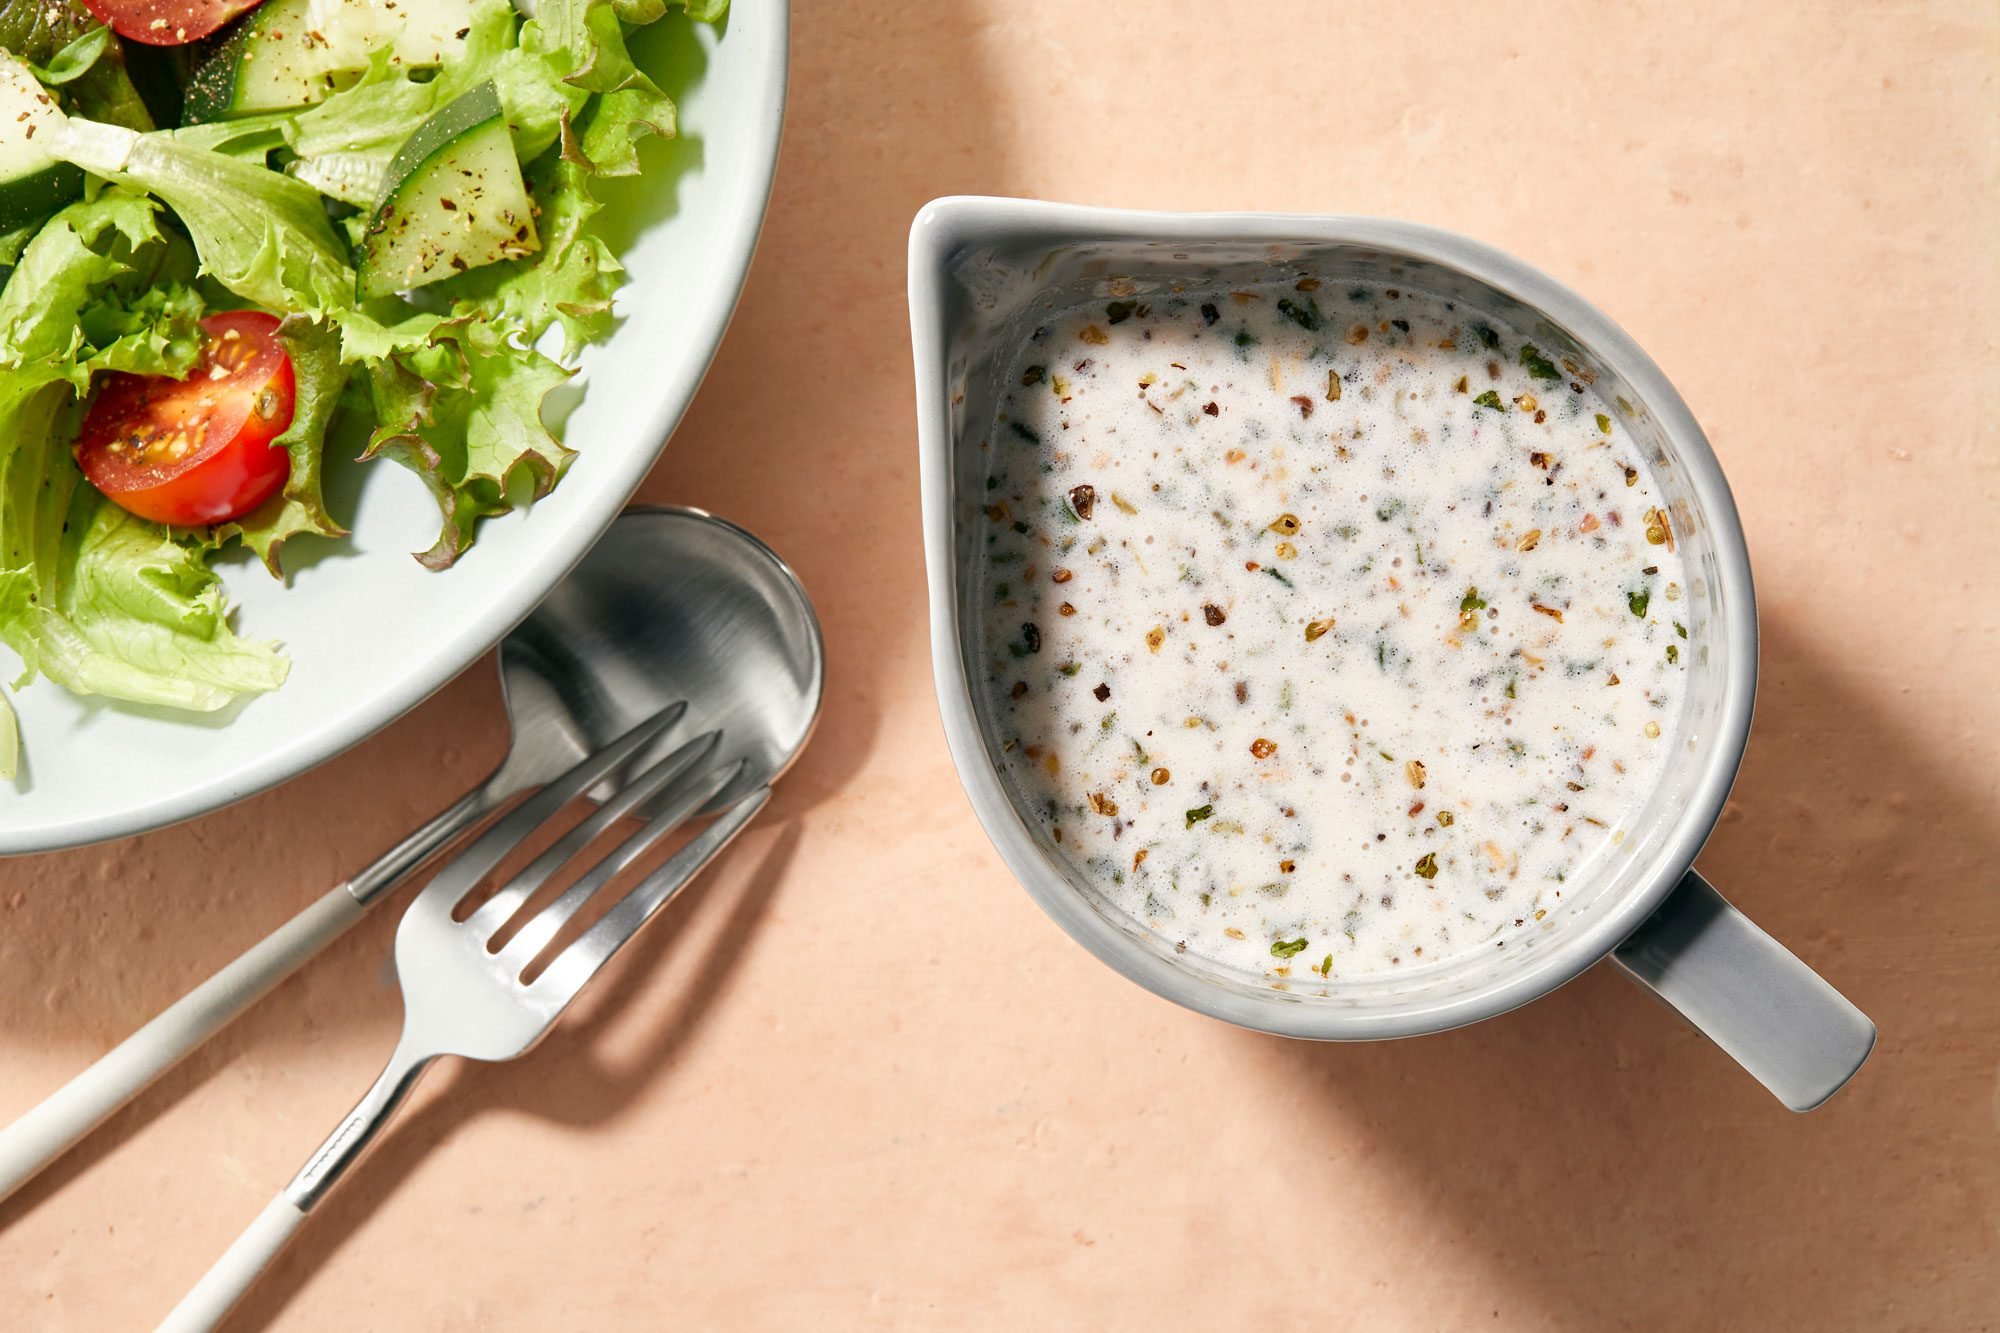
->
[0,506,823,1205]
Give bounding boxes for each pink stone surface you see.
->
[2,2,1997,1328]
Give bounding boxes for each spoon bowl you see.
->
[496,505,824,811]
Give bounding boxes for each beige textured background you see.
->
[4,1,1997,1328]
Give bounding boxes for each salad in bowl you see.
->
[0,0,723,780]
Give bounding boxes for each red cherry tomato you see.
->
[79,0,265,45]
[75,311,295,527]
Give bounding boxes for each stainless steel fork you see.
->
[157,705,769,1333]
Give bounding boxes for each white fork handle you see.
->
[156,1195,307,1333]
[162,1040,435,1331]
[0,886,365,1203]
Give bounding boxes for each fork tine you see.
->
[496,758,743,969]
[418,701,687,910]
[465,730,721,939]
[530,781,769,1003]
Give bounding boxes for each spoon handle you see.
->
[0,788,491,1207]
[347,787,488,906]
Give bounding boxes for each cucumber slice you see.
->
[185,0,478,124]
[0,59,82,232]
[356,81,538,301]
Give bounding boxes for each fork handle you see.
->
[160,1042,435,1331]
[155,1195,306,1333]
[0,885,367,1204]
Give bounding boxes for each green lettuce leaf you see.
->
[281,48,453,205]
[170,114,294,160]
[566,1,676,175]
[42,115,355,315]
[0,0,96,64]
[214,316,351,575]
[360,313,573,569]
[0,188,170,374]
[0,221,36,269]
[0,193,286,719]
[31,496,288,706]
[27,25,110,86]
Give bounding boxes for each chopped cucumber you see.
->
[356,81,538,301]
[0,58,82,232]
[185,0,478,124]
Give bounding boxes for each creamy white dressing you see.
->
[974,281,1690,981]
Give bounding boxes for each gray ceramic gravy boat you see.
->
[910,196,1873,1111]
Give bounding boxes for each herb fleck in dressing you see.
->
[976,282,1690,981]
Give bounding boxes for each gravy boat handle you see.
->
[1611,868,1875,1112]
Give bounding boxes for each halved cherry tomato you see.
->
[80,0,265,45]
[75,311,295,527]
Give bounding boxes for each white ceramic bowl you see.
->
[1,5,788,855]
[911,196,1875,1109]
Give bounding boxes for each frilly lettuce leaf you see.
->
[32,498,288,704]
[565,1,676,176]
[0,188,184,376]
[42,116,355,316]
[360,313,573,569]
[655,0,730,20]
[0,193,286,742]
[213,317,352,575]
